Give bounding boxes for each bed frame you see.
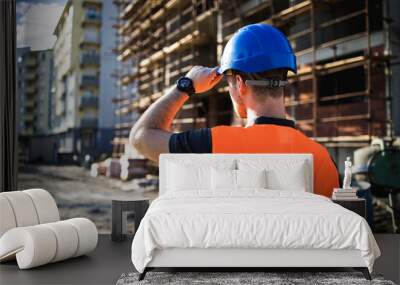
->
[139,248,371,280]
[138,154,372,281]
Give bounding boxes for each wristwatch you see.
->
[176,77,195,96]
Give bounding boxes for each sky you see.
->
[17,0,67,50]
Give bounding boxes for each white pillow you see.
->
[265,163,307,191]
[167,162,210,192]
[211,168,236,190]
[237,169,267,189]
[165,159,237,193]
[211,168,267,191]
[238,159,308,192]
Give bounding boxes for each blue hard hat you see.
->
[217,23,297,74]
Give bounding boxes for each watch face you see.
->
[180,78,190,88]
[177,77,194,94]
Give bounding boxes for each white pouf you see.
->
[0,225,57,268]
[1,191,40,227]
[42,220,79,262]
[66,218,98,257]
[0,196,17,237]
[24,188,60,224]
[0,189,98,269]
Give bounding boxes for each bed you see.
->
[131,154,380,281]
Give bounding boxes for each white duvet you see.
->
[131,190,380,273]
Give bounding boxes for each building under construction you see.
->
[112,0,399,171]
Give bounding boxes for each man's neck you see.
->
[245,108,286,127]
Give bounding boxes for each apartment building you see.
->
[16,47,54,161]
[17,48,54,136]
[113,0,399,170]
[52,0,117,163]
[16,47,32,137]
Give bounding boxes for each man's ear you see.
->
[236,74,248,97]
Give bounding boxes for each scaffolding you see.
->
[112,0,218,158]
[112,0,138,158]
[112,0,393,158]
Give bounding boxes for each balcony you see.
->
[79,96,98,109]
[80,53,100,66]
[25,71,38,82]
[25,57,37,68]
[25,99,35,109]
[24,113,34,122]
[80,34,100,47]
[80,75,99,89]
[82,11,101,27]
[25,85,37,95]
[82,0,102,8]
[81,117,98,128]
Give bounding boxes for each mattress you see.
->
[131,190,380,273]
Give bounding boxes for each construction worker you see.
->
[129,24,339,197]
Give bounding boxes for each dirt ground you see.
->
[18,164,158,234]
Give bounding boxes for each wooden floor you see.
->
[0,234,398,285]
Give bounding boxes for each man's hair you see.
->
[230,69,288,99]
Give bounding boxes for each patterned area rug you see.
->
[116,271,395,285]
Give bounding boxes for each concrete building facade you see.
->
[52,0,117,163]
[16,47,31,137]
[17,48,53,136]
[17,47,54,162]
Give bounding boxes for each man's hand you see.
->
[185,66,222,94]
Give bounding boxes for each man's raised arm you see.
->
[129,66,222,162]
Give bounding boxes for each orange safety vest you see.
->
[211,123,339,197]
